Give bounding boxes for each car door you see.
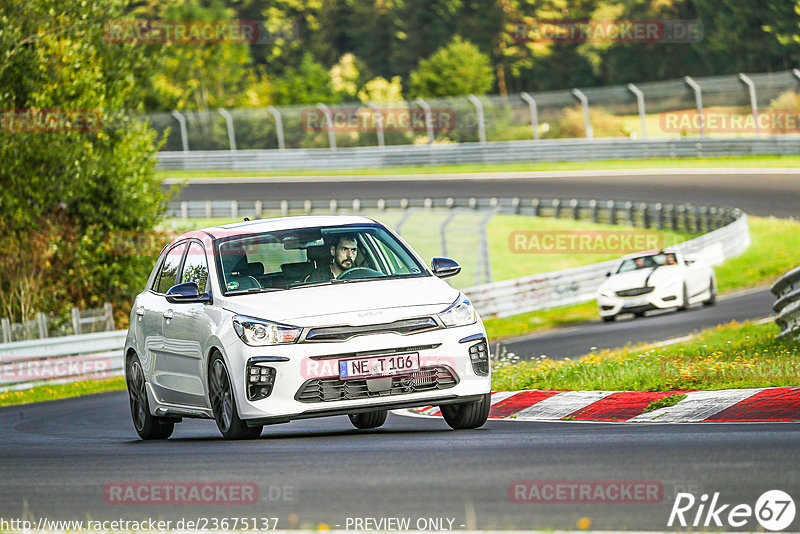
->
[160,240,214,407]
[145,241,188,405]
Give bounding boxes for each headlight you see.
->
[438,293,477,327]
[598,287,614,297]
[232,315,302,346]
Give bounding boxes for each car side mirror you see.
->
[166,282,212,304]
[605,271,611,277]
[431,257,461,278]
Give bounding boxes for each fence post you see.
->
[570,198,579,220]
[467,94,487,144]
[571,89,593,138]
[316,103,336,149]
[413,98,434,144]
[1,317,10,343]
[738,73,760,137]
[231,200,238,219]
[552,198,561,219]
[71,307,81,335]
[590,199,598,222]
[205,200,212,219]
[180,201,188,220]
[475,211,495,286]
[329,199,338,213]
[266,106,285,150]
[170,111,189,152]
[280,200,288,216]
[627,83,647,137]
[608,200,616,225]
[104,302,115,331]
[642,202,650,229]
[520,92,539,140]
[440,211,457,257]
[684,76,704,137]
[655,203,664,230]
[255,200,263,218]
[626,201,634,226]
[367,102,385,148]
[36,312,48,339]
[218,108,237,151]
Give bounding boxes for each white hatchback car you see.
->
[124,216,491,439]
[597,249,716,322]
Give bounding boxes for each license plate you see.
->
[339,353,420,379]
[624,296,648,307]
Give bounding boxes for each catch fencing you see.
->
[1,303,115,343]
[771,266,800,339]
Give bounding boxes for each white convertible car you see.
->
[597,249,716,322]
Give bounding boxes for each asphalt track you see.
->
[1,392,799,531]
[501,287,775,360]
[1,170,796,531]
[167,170,800,217]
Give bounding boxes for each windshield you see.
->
[215,224,426,293]
[617,252,677,273]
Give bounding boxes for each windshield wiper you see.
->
[226,287,284,295]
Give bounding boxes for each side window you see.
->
[181,242,209,291]
[154,243,187,293]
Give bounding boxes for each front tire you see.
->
[209,353,262,440]
[126,354,174,440]
[703,279,717,306]
[602,315,616,323]
[440,393,491,430]
[348,410,388,429]
[678,284,689,311]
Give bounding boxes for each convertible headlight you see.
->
[598,287,614,297]
[232,315,302,346]
[438,293,477,327]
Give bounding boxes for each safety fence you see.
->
[1,303,115,344]
[771,266,800,339]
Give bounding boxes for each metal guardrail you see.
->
[157,137,800,171]
[0,330,126,391]
[771,266,800,339]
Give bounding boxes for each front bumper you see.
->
[223,326,492,422]
[597,286,682,317]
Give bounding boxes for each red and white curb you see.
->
[405,387,800,423]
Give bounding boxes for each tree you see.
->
[0,0,170,323]
[271,53,341,105]
[408,36,496,98]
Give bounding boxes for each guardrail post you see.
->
[520,92,539,140]
[794,69,800,83]
[1,317,10,343]
[589,199,598,222]
[642,202,650,229]
[170,111,189,152]
[532,198,540,216]
[571,198,579,220]
[684,76,704,137]
[304,200,312,215]
[571,89,593,138]
[738,73,760,137]
[378,199,386,211]
[413,98,434,144]
[607,200,616,225]
[266,106,285,150]
[255,200,263,218]
[71,307,81,335]
[366,102,385,148]
[36,312,48,339]
[655,203,664,230]
[104,302,115,331]
[627,83,647,137]
[317,103,336,149]
[511,197,520,214]
[552,198,561,219]
[329,199,338,213]
[180,201,188,220]
[352,199,361,212]
[231,200,238,219]
[624,201,633,226]
[218,108,237,151]
[669,205,678,231]
[467,94,487,144]
[280,200,288,216]
[205,200,212,219]
[682,205,691,232]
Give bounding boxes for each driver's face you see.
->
[332,239,357,271]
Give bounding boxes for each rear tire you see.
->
[678,284,689,311]
[348,410,388,429]
[602,315,616,322]
[209,353,263,440]
[126,354,174,440]
[633,311,646,318]
[703,279,716,306]
[440,393,491,430]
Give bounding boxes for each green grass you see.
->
[0,376,125,407]
[642,392,687,413]
[158,155,800,179]
[492,320,800,391]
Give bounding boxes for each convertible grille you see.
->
[616,287,654,297]
[304,317,439,342]
[295,365,458,403]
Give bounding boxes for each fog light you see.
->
[246,361,276,401]
[468,340,490,376]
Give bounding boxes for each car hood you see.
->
[602,266,683,290]
[221,276,460,326]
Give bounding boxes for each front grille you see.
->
[295,365,458,403]
[304,317,439,342]
[616,287,654,297]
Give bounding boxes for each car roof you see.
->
[618,248,673,260]
[181,215,380,241]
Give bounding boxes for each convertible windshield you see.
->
[617,252,677,273]
[216,224,426,293]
